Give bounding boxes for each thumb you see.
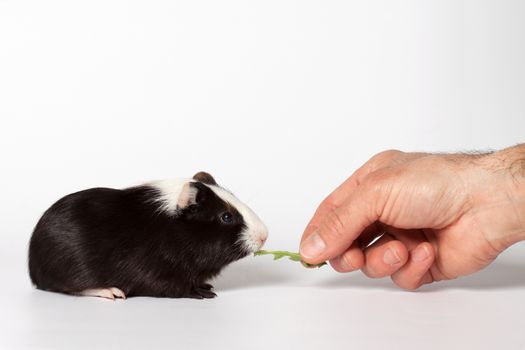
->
[300,177,388,264]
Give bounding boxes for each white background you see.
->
[1,1,525,349]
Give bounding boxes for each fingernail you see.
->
[339,254,354,271]
[412,245,429,262]
[300,231,326,259]
[383,248,401,265]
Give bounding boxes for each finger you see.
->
[381,227,439,285]
[329,241,365,272]
[329,222,383,273]
[391,242,435,290]
[300,150,404,244]
[300,171,391,264]
[361,234,409,278]
[300,165,371,244]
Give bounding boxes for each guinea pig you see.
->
[28,172,268,300]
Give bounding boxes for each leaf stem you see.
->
[254,250,327,268]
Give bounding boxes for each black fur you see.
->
[28,178,249,299]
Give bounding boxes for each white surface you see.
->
[2,246,525,350]
[1,1,525,349]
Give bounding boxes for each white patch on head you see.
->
[148,178,197,214]
[204,184,268,253]
[147,178,268,252]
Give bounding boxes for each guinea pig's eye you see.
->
[220,212,233,224]
[189,205,199,214]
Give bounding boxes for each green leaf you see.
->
[254,250,327,268]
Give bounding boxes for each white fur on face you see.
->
[149,179,268,252]
[204,184,268,253]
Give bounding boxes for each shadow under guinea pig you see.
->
[213,259,297,291]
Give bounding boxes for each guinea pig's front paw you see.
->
[187,285,217,299]
[199,283,214,291]
[78,287,127,300]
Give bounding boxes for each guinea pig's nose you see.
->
[259,232,268,246]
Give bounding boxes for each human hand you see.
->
[300,146,525,289]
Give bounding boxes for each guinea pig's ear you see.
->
[192,171,217,185]
[177,182,198,209]
[192,182,214,205]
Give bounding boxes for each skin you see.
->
[300,144,525,290]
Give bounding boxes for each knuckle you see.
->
[320,195,338,212]
[320,209,347,242]
[357,150,404,184]
[373,149,403,162]
[379,149,403,157]
[365,169,391,186]
[310,196,339,224]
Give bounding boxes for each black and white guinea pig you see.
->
[28,172,268,300]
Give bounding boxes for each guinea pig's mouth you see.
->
[256,237,267,250]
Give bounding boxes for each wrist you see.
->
[478,145,525,247]
[501,145,525,243]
